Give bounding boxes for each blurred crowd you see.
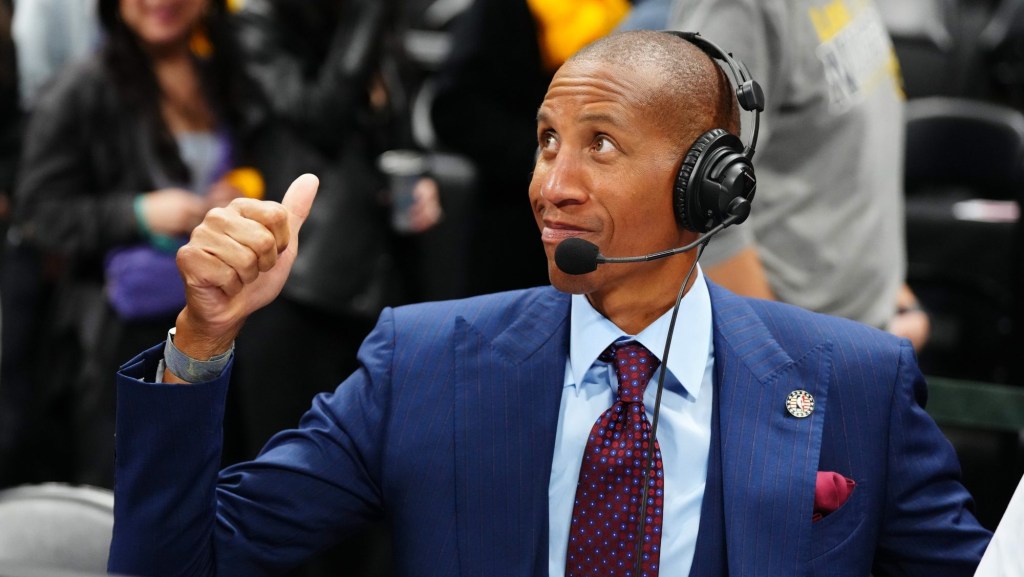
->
[0,0,672,492]
[0,0,1022,574]
[0,1,659,574]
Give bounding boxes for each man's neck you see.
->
[586,263,700,335]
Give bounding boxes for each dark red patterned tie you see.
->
[566,341,664,577]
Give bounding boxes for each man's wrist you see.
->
[173,307,240,359]
[163,327,233,383]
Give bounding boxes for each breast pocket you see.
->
[809,483,865,561]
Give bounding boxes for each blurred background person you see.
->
[0,0,11,233]
[616,0,671,30]
[430,0,630,296]
[231,0,443,471]
[6,0,286,488]
[0,0,18,485]
[0,0,17,197]
[669,0,929,349]
[230,1,444,574]
[1,0,101,489]
[875,0,1024,532]
[11,0,100,111]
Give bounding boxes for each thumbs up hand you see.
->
[170,174,319,370]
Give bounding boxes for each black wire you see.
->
[631,240,709,577]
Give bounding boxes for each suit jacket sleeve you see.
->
[872,342,991,575]
[108,309,397,577]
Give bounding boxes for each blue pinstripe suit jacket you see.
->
[109,282,991,577]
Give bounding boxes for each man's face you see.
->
[530,59,690,298]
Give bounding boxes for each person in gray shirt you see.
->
[670,0,929,349]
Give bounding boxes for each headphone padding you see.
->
[675,128,727,232]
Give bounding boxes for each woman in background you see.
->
[9,0,283,486]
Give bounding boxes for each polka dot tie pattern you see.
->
[566,342,664,577]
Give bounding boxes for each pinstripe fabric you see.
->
[709,284,990,576]
[110,283,990,577]
[452,290,567,576]
[713,289,833,576]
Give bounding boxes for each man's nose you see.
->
[537,152,587,206]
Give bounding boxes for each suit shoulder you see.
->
[390,285,567,331]
[724,295,914,400]
[751,297,903,350]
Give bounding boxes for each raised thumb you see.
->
[281,173,319,230]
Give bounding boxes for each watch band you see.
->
[162,327,234,383]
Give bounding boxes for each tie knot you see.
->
[601,342,660,404]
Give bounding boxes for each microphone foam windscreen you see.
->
[555,238,600,275]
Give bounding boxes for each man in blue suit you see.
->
[109,31,991,576]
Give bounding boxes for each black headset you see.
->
[662,31,765,233]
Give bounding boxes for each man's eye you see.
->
[592,135,617,153]
[540,131,558,150]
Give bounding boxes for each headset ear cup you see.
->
[675,128,727,232]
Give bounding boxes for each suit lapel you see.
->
[710,285,834,577]
[453,288,570,576]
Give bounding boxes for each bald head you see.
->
[568,30,740,152]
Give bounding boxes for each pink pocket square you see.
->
[813,471,856,522]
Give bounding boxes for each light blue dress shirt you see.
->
[548,270,715,576]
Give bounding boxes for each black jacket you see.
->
[15,59,153,264]
[10,55,301,368]
[13,58,291,270]
[7,53,303,487]
[234,0,397,317]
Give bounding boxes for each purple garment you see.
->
[104,245,186,320]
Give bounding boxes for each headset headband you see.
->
[660,30,765,160]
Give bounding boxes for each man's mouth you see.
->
[541,222,590,244]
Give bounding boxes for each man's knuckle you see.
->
[205,206,229,224]
[267,206,288,227]
[253,230,276,254]
[176,244,196,264]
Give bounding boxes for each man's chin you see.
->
[548,266,594,295]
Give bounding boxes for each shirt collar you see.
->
[568,267,713,399]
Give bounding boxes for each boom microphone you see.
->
[553,238,601,275]
[554,204,748,275]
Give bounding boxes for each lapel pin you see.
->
[786,390,815,418]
